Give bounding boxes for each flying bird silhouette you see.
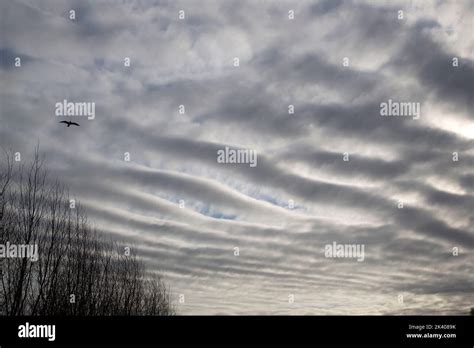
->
[59,121,80,127]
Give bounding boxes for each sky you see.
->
[0,0,473,314]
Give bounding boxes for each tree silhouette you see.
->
[0,148,174,315]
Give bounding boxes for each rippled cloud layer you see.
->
[1,0,473,314]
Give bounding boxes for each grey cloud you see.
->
[1,0,472,314]
[388,28,474,114]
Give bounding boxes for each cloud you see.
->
[1,0,473,314]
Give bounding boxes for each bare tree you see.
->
[0,148,174,316]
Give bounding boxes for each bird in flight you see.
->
[59,121,80,127]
